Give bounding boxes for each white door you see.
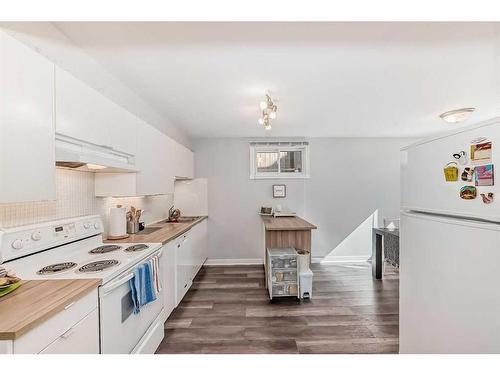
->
[400,212,500,353]
[401,119,500,221]
[0,31,55,203]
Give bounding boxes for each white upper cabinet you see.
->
[95,121,175,196]
[0,31,56,203]
[55,67,137,156]
[173,142,194,179]
[135,122,175,195]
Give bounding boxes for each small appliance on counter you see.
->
[107,205,129,240]
[273,204,297,217]
[259,206,273,216]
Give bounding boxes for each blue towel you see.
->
[129,262,157,314]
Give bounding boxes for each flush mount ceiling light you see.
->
[258,92,278,130]
[439,108,475,123]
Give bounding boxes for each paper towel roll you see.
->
[109,206,127,238]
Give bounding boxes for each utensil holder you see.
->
[127,221,139,234]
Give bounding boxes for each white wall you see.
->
[194,138,413,263]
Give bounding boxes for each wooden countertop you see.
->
[105,216,207,245]
[261,216,317,231]
[0,279,101,340]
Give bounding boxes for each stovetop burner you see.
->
[124,244,149,252]
[37,262,77,275]
[78,259,119,273]
[89,245,122,254]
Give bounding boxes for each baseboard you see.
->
[314,255,370,264]
[206,256,369,265]
[205,258,264,266]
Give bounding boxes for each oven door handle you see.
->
[101,272,135,296]
[100,250,163,296]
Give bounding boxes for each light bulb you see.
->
[269,111,277,120]
[260,101,268,110]
[86,163,106,170]
[258,118,264,125]
[264,124,272,131]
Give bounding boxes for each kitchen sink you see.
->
[166,216,201,223]
[139,227,161,235]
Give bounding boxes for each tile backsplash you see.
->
[0,168,173,235]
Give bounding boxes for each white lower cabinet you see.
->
[7,289,99,354]
[175,232,192,305]
[161,241,177,320]
[39,309,99,354]
[173,220,208,306]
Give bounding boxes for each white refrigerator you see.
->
[400,117,500,354]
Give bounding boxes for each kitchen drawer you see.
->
[272,283,298,296]
[14,289,98,354]
[39,308,99,354]
[271,257,297,269]
[272,269,297,282]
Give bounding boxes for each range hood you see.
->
[55,134,137,173]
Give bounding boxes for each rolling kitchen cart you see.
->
[266,248,300,300]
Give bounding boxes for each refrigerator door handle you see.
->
[401,210,500,231]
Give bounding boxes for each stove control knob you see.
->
[11,239,23,250]
[94,222,100,230]
[83,223,91,230]
[31,231,42,241]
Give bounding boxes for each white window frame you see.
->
[249,141,310,179]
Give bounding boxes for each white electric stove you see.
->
[0,215,165,354]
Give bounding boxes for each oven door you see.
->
[99,250,164,354]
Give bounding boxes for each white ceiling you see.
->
[54,22,500,139]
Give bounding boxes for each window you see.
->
[250,142,309,179]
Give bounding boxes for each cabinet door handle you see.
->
[64,301,75,310]
[61,328,75,339]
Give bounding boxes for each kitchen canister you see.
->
[443,162,459,182]
[108,205,129,240]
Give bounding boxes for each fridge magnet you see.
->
[461,167,474,182]
[471,136,487,144]
[460,186,477,200]
[273,184,286,198]
[470,142,492,163]
[480,193,494,204]
[443,162,459,182]
[453,151,468,165]
[474,164,494,186]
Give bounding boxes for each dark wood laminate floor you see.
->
[156,262,399,354]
